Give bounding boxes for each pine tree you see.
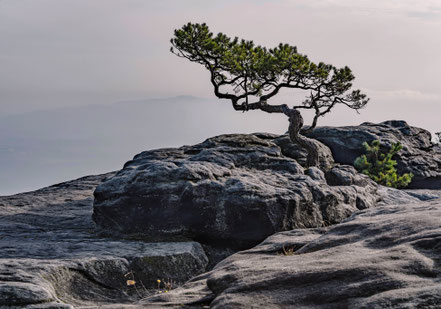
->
[170,23,369,167]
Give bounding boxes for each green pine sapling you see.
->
[354,140,413,188]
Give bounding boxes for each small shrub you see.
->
[157,278,174,293]
[354,140,413,188]
[125,271,149,298]
[277,245,303,256]
[281,246,295,256]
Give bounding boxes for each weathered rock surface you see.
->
[0,174,208,308]
[4,127,441,308]
[93,133,384,250]
[142,198,441,308]
[304,120,441,189]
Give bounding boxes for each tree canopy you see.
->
[171,22,369,129]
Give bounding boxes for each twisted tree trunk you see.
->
[225,98,320,167]
[286,108,319,167]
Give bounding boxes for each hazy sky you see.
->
[1,0,440,129]
[1,0,441,194]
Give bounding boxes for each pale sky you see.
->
[0,0,441,195]
[1,0,441,194]
[1,0,440,133]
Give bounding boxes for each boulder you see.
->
[142,199,441,308]
[93,133,381,250]
[272,133,334,170]
[304,120,441,189]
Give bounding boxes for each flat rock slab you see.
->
[0,174,208,308]
[142,198,441,308]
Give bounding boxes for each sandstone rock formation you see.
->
[3,122,441,308]
[0,174,208,308]
[93,134,381,251]
[304,120,441,189]
[142,198,441,308]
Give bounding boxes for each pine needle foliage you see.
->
[170,23,369,129]
[354,140,413,188]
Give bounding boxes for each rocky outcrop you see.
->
[0,174,208,308]
[93,133,383,250]
[3,125,441,308]
[142,198,441,308]
[304,120,441,189]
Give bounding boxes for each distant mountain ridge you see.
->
[116,95,204,104]
[0,95,285,195]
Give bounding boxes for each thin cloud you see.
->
[288,0,441,20]
[363,88,441,101]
